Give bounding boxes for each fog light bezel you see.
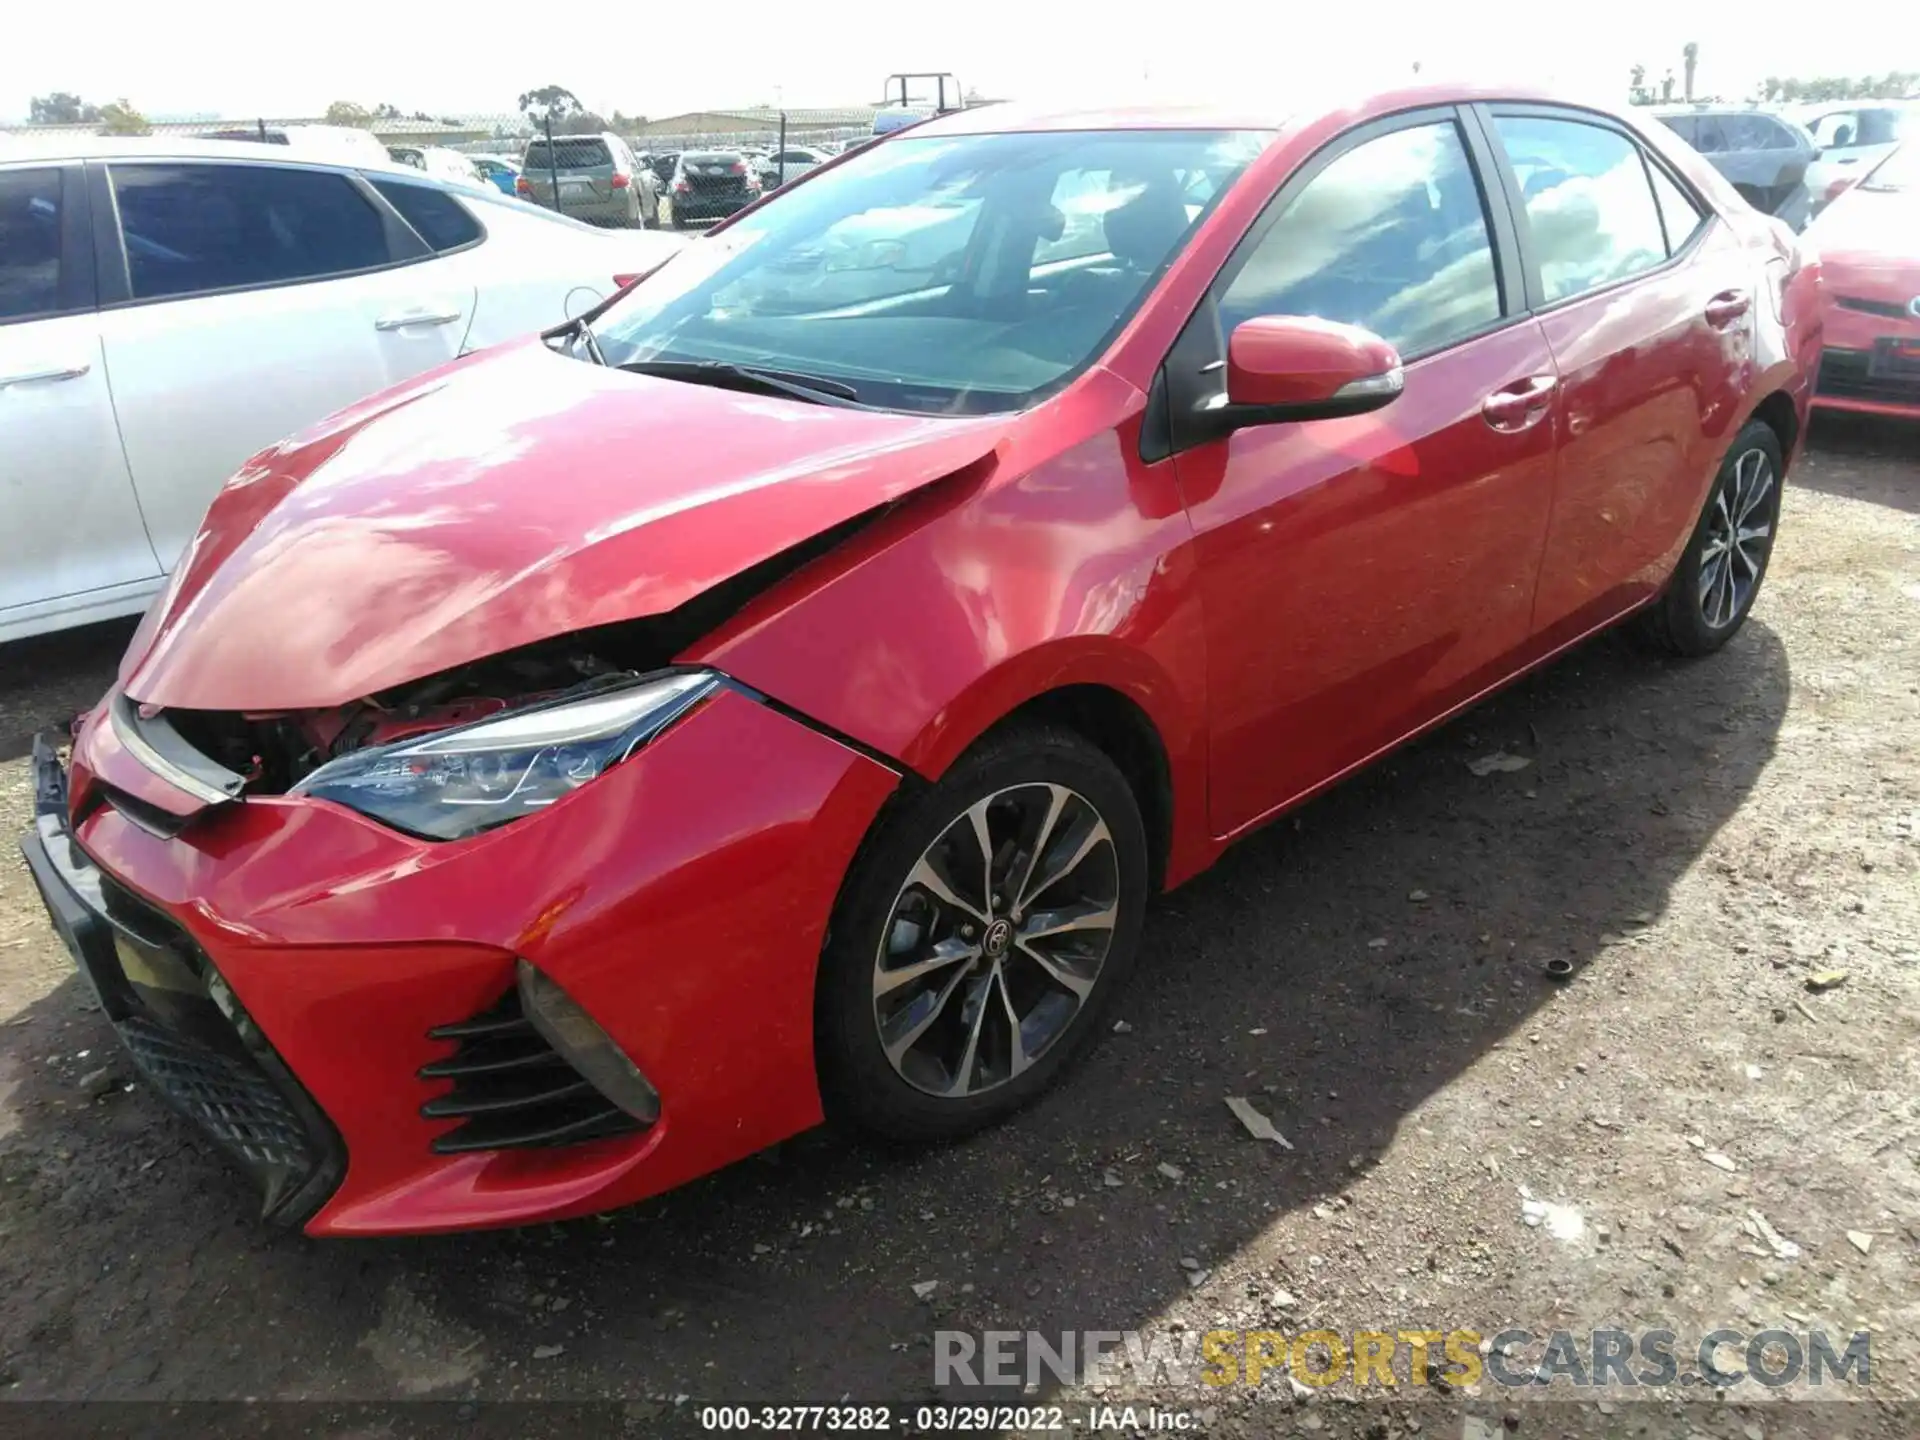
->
[515,959,661,1125]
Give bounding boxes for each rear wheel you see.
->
[1633,418,1783,656]
[816,725,1148,1142]
[640,191,658,229]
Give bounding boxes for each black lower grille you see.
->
[88,874,342,1222]
[1819,346,1920,406]
[121,1016,314,1171]
[420,988,645,1154]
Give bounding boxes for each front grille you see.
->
[1817,347,1920,406]
[1836,296,1913,322]
[420,988,646,1154]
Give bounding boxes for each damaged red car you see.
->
[24,85,1817,1235]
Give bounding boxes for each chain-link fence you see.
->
[0,107,905,229]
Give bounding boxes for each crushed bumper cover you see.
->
[25,688,900,1235]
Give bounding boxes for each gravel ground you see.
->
[0,414,1915,1438]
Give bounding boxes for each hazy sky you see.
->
[5,0,1917,123]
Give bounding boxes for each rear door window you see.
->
[1492,115,1668,303]
[372,179,483,252]
[0,168,69,322]
[112,163,394,301]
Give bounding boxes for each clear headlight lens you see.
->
[291,670,720,841]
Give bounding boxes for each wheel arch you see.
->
[887,638,1210,893]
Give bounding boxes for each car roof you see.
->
[0,134,365,165]
[908,80,1580,137]
[0,134,509,190]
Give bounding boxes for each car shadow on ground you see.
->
[0,618,1790,1403]
[1797,413,1920,514]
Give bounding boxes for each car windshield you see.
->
[1861,143,1916,191]
[590,127,1270,415]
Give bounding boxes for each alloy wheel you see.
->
[1698,445,1775,630]
[872,783,1119,1099]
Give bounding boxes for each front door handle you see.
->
[374,309,464,331]
[1705,290,1752,328]
[0,362,91,389]
[1481,374,1557,432]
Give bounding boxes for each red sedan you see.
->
[23,84,1817,1235]
[1809,143,1920,419]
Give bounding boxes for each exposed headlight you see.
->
[291,670,720,841]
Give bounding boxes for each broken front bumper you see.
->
[24,688,899,1235]
[20,734,344,1224]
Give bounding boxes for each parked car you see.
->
[386,145,493,194]
[759,145,830,188]
[1652,105,1817,221]
[1799,103,1915,215]
[468,154,523,197]
[0,138,684,643]
[20,86,1815,1235]
[647,151,679,187]
[1806,143,1920,419]
[517,132,660,228]
[661,149,761,226]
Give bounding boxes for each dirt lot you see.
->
[0,415,1916,1438]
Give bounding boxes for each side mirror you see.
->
[1222,316,1404,427]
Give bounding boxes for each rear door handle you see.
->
[1705,290,1751,328]
[1481,374,1557,432]
[374,309,464,331]
[0,362,91,389]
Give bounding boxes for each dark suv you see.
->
[662,150,761,228]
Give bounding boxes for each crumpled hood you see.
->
[121,341,1001,711]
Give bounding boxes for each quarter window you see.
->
[0,168,65,322]
[1493,116,1669,304]
[1219,119,1503,357]
[1647,162,1706,254]
[112,164,392,301]
[372,179,483,252]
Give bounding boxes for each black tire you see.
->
[1633,418,1784,657]
[640,192,658,230]
[816,724,1148,1143]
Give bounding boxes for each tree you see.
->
[1628,64,1652,105]
[325,101,372,127]
[1682,42,1699,103]
[518,85,583,121]
[1661,69,1676,102]
[96,99,150,136]
[1760,76,1781,103]
[29,92,99,125]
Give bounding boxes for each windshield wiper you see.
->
[552,316,608,366]
[618,358,866,407]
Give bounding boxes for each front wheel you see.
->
[1634,418,1783,656]
[815,725,1148,1142]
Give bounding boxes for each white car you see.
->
[1799,103,1916,215]
[388,144,495,193]
[0,138,684,642]
[760,146,831,189]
